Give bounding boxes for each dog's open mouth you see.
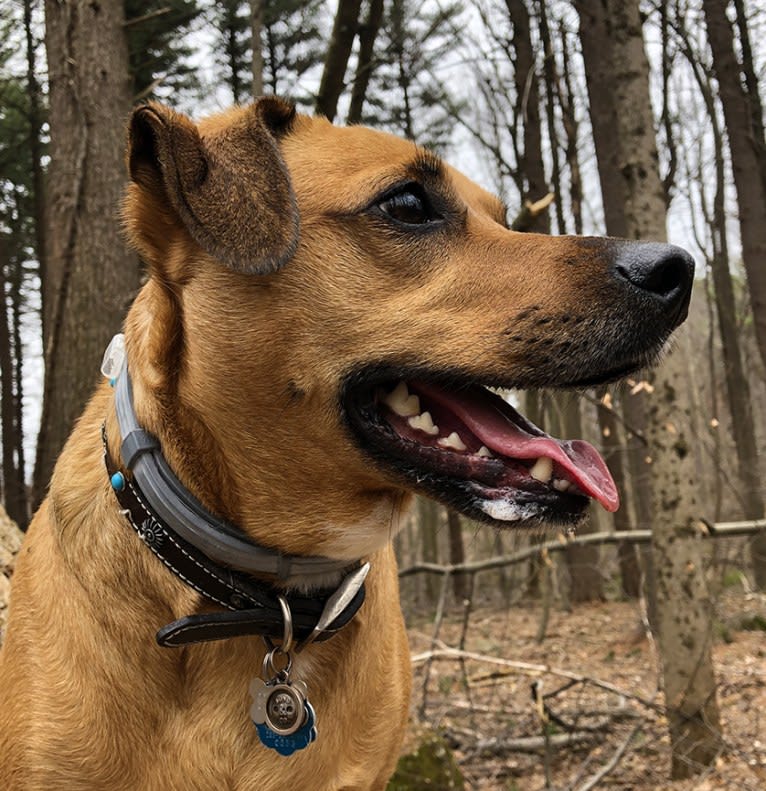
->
[344,376,618,528]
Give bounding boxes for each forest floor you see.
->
[406,592,766,791]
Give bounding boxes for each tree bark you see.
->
[535,0,565,234]
[0,238,27,530]
[34,0,139,506]
[732,0,766,201]
[483,2,551,604]
[575,0,643,598]
[222,2,243,104]
[347,0,384,124]
[419,497,440,605]
[446,509,468,602]
[557,18,582,236]
[23,0,47,343]
[606,0,722,777]
[573,0,628,238]
[315,0,363,122]
[505,0,550,233]
[704,0,766,380]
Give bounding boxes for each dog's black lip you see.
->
[563,360,645,388]
[340,365,591,528]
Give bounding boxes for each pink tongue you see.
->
[416,383,619,513]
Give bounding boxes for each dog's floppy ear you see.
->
[126,97,299,274]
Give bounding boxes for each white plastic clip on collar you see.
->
[101,333,126,384]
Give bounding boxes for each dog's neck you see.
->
[93,357,375,650]
[111,364,357,585]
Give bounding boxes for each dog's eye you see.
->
[377,187,435,225]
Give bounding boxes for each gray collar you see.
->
[113,365,358,585]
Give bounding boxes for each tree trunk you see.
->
[557,18,582,236]
[419,497,440,606]
[596,390,641,597]
[446,509,468,602]
[507,1,551,600]
[315,0,363,122]
[561,396,603,602]
[250,0,264,97]
[575,0,644,598]
[505,0,550,233]
[9,267,25,526]
[606,0,722,777]
[223,3,243,104]
[0,239,27,530]
[704,0,766,380]
[573,0,628,238]
[535,0,565,235]
[34,0,139,506]
[732,0,766,201]
[346,0,384,124]
[23,0,47,343]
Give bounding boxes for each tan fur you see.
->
[0,100,634,789]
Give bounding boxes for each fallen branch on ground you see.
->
[573,725,640,791]
[473,730,598,755]
[412,647,663,714]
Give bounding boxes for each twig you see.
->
[472,730,599,756]
[510,193,556,231]
[457,582,477,727]
[573,725,640,791]
[580,391,649,445]
[123,7,172,27]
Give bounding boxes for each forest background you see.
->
[1,0,765,788]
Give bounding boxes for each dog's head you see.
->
[122,98,693,559]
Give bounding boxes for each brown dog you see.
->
[0,98,693,790]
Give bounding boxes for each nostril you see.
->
[618,254,687,298]
[613,243,694,304]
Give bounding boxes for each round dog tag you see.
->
[264,684,305,736]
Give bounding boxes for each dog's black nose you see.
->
[613,242,695,320]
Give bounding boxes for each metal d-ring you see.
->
[277,594,294,654]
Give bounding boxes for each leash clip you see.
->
[296,562,371,651]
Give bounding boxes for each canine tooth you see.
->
[408,411,439,436]
[477,445,493,458]
[529,457,553,483]
[438,432,467,452]
[553,478,571,492]
[384,381,420,417]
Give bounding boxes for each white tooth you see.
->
[477,445,493,458]
[384,381,420,417]
[408,411,439,436]
[438,432,467,452]
[529,456,553,483]
[553,478,571,492]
